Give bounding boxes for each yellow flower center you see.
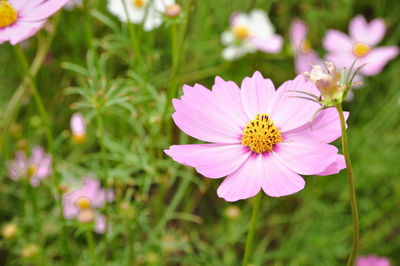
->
[0,0,18,28]
[27,165,37,177]
[132,0,145,8]
[353,42,371,58]
[241,114,283,153]
[233,25,249,40]
[76,197,91,210]
[300,39,312,53]
[72,133,86,145]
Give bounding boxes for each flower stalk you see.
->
[336,103,359,266]
[242,191,262,266]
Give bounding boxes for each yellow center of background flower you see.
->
[27,165,37,177]
[353,42,370,57]
[72,133,86,145]
[300,39,312,53]
[233,25,249,40]
[76,197,91,210]
[132,0,145,8]
[241,114,283,153]
[0,1,18,28]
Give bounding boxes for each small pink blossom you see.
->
[221,9,282,60]
[356,255,391,266]
[0,0,69,45]
[70,112,86,144]
[324,15,399,76]
[165,72,347,202]
[290,19,321,74]
[6,146,52,186]
[62,177,114,234]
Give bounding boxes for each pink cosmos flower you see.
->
[221,9,282,60]
[6,146,52,186]
[165,72,347,202]
[62,177,114,234]
[324,15,399,76]
[356,255,391,266]
[0,0,69,45]
[290,19,321,74]
[70,112,86,144]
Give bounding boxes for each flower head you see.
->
[165,72,347,202]
[165,3,181,18]
[289,19,322,74]
[107,0,175,31]
[62,177,114,234]
[0,0,69,45]
[6,146,52,186]
[324,15,399,76]
[356,255,391,266]
[70,112,86,144]
[221,9,282,60]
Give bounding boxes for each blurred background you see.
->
[0,0,399,265]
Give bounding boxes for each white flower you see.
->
[64,0,82,10]
[108,0,175,31]
[70,113,86,144]
[221,9,283,60]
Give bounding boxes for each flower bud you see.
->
[224,205,241,220]
[304,61,345,105]
[2,223,17,239]
[21,243,39,259]
[77,209,95,224]
[165,4,181,18]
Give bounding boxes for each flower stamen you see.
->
[352,42,370,58]
[233,25,249,40]
[0,0,18,28]
[300,39,312,53]
[132,0,146,8]
[76,197,91,210]
[241,114,282,153]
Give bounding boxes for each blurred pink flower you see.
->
[221,9,282,60]
[324,15,399,76]
[6,146,52,186]
[62,177,114,234]
[290,19,321,74]
[165,72,347,202]
[0,0,69,45]
[357,255,391,266]
[70,112,86,144]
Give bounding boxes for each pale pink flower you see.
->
[324,15,399,76]
[221,9,282,60]
[0,0,69,45]
[356,255,391,266]
[290,19,321,74]
[165,72,347,202]
[62,177,114,234]
[70,112,86,144]
[6,146,52,186]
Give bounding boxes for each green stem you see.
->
[86,230,98,266]
[121,0,146,75]
[336,104,359,266]
[13,44,54,156]
[242,192,262,266]
[83,0,93,48]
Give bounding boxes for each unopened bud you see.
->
[224,205,241,220]
[2,223,17,239]
[165,4,181,18]
[21,243,39,259]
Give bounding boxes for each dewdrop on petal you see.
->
[70,112,86,144]
[165,3,181,18]
[2,223,17,239]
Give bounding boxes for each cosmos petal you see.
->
[349,15,386,46]
[323,30,353,52]
[316,155,346,176]
[165,144,251,179]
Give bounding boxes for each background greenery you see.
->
[1,0,399,265]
